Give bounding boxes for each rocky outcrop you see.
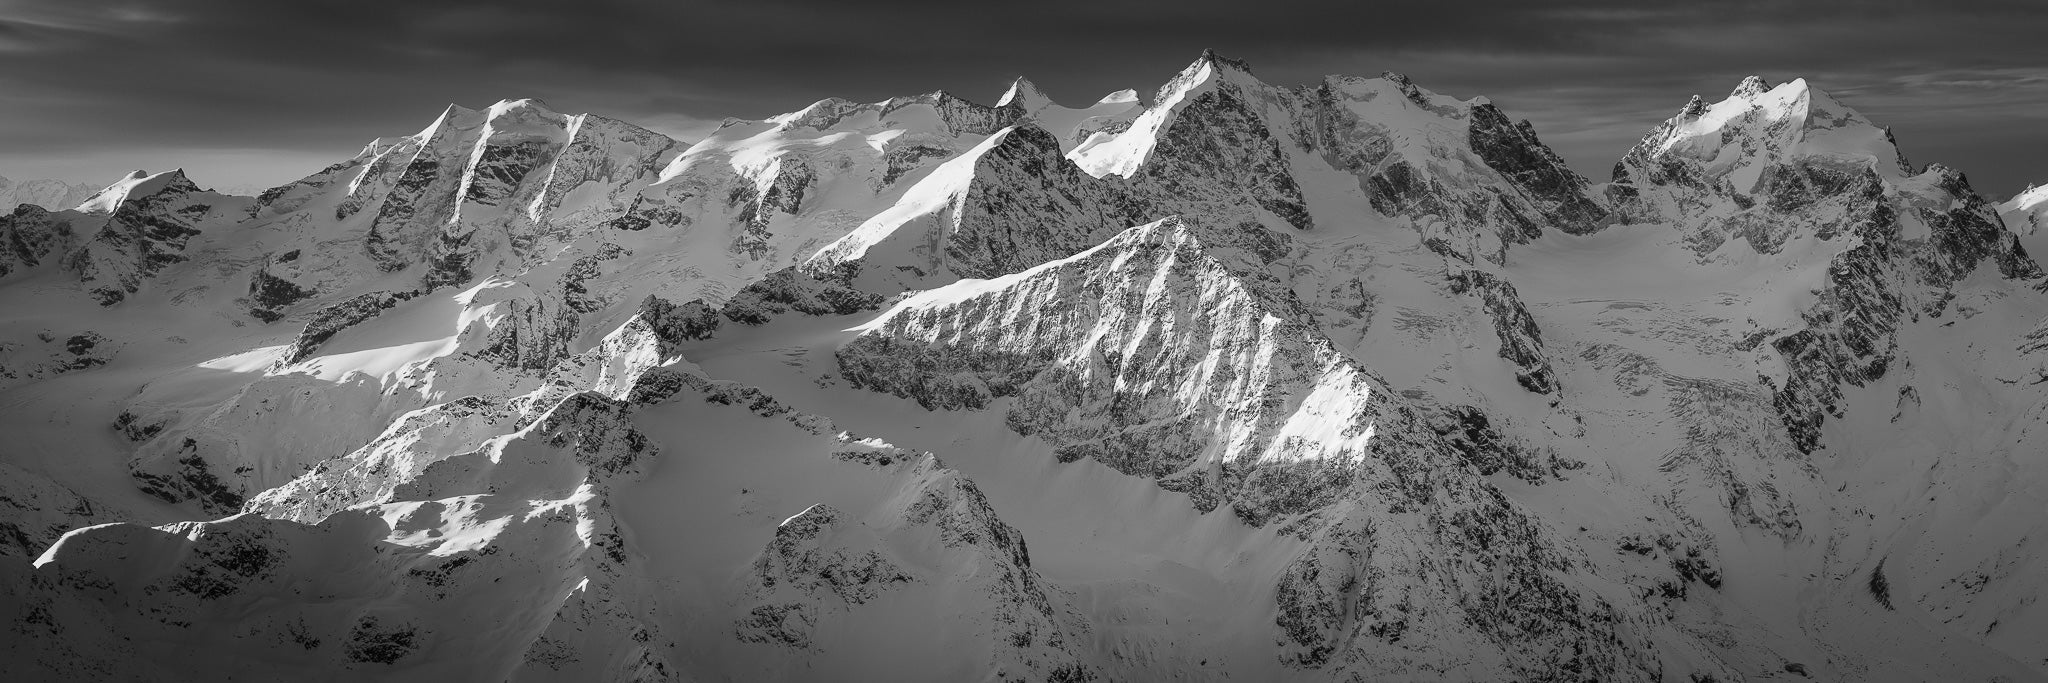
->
[0,330,119,391]
[64,170,227,305]
[1448,267,1557,394]
[275,290,419,364]
[727,158,817,261]
[718,266,884,325]
[735,503,914,648]
[0,204,76,279]
[732,438,1095,680]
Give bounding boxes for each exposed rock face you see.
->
[276,291,419,364]
[0,205,76,279]
[1301,73,1609,263]
[734,452,1092,680]
[810,124,1151,289]
[1066,56,1605,267]
[1465,100,1611,235]
[1448,267,1558,393]
[1131,55,1314,232]
[64,170,237,305]
[737,502,913,648]
[0,330,118,391]
[719,266,884,325]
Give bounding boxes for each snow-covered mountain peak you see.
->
[1069,50,1280,178]
[1604,75,1959,257]
[992,78,1145,152]
[2014,183,2048,211]
[486,97,552,116]
[1094,88,1139,106]
[1621,76,1907,196]
[1159,49,1266,104]
[2004,183,2048,251]
[2005,183,2048,226]
[419,102,489,139]
[994,77,1052,111]
[75,169,198,214]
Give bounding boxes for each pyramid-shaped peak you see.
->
[1154,49,1266,104]
[996,77,1053,110]
[411,102,489,140]
[434,102,485,122]
[1195,48,1256,74]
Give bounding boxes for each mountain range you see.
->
[3,51,2047,682]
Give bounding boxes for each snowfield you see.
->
[3,52,2048,682]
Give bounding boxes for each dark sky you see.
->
[3,0,2045,198]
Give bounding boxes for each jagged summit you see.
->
[994,77,1052,111]
[1162,49,1264,99]
[75,169,197,214]
[1617,75,1909,194]
[1069,50,1279,179]
[1729,74,1772,99]
[1604,74,1960,250]
[1195,47,1256,75]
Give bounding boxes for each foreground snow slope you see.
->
[3,54,2047,682]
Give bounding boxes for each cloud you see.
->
[0,0,2043,196]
